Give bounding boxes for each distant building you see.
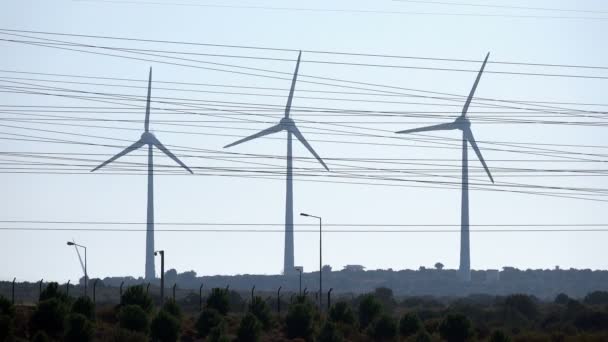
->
[486,269,500,283]
[343,265,365,272]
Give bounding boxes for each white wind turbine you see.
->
[91,68,193,280]
[396,53,494,282]
[223,52,329,275]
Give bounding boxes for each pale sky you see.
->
[1,0,607,283]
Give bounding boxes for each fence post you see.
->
[199,283,204,311]
[119,281,124,304]
[327,288,333,311]
[172,284,176,302]
[66,280,70,297]
[38,279,43,302]
[93,279,98,305]
[251,285,255,303]
[277,286,282,313]
[146,283,151,295]
[11,278,16,304]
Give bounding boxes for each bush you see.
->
[40,282,70,303]
[368,314,397,341]
[318,321,344,342]
[554,293,570,305]
[0,314,14,341]
[121,285,153,313]
[359,295,382,329]
[196,307,223,338]
[161,299,182,319]
[438,313,473,342]
[248,296,272,329]
[206,288,230,315]
[0,295,15,317]
[107,327,148,342]
[29,298,69,337]
[151,310,181,342]
[399,312,422,337]
[237,312,262,342]
[72,296,95,320]
[584,291,608,305]
[489,329,511,342]
[503,294,538,320]
[414,330,432,342]
[285,302,315,339]
[65,313,94,342]
[118,305,149,334]
[329,301,355,326]
[31,331,51,342]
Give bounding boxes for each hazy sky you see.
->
[1,0,607,283]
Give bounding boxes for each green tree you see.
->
[399,312,422,337]
[72,296,95,320]
[584,291,608,305]
[64,313,94,342]
[0,295,15,317]
[329,301,355,326]
[118,305,149,334]
[438,313,473,342]
[206,288,230,315]
[196,307,223,338]
[31,331,51,342]
[161,299,182,319]
[29,298,69,338]
[121,285,153,313]
[435,262,445,270]
[248,296,272,329]
[150,310,181,342]
[367,314,397,341]
[39,282,69,303]
[503,294,538,321]
[285,302,315,339]
[358,295,382,329]
[236,312,262,342]
[489,329,511,342]
[414,330,432,342]
[554,293,569,305]
[318,321,344,342]
[0,295,15,341]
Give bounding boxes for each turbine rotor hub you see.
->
[280,117,295,128]
[141,131,155,144]
[454,117,471,130]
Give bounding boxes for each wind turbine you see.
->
[395,53,494,282]
[91,67,193,281]
[223,52,329,275]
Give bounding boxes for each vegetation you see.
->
[3,283,608,341]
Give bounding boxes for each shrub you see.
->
[329,301,355,326]
[414,330,432,342]
[208,324,229,342]
[285,303,315,339]
[584,291,608,305]
[121,285,153,313]
[64,313,94,342]
[237,312,262,342]
[29,298,69,337]
[318,321,344,342]
[31,331,51,342]
[358,295,382,329]
[196,307,223,338]
[0,295,15,317]
[206,288,230,315]
[72,296,95,320]
[489,329,511,342]
[367,314,397,341]
[503,294,538,320]
[118,305,149,334]
[40,282,69,302]
[554,293,570,305]
[399,312,422,337]
[161,299,182,319]
[438,313,473,342]
[107,327,148,342]
[0,314,14,341]
[248,296,272,329]
[150,310,181,342]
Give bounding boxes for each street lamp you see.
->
[66,241,87,297]
[300,212,322,309]
[154,250,165,305]
[294,266,303,295]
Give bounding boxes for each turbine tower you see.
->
[91,68,193,280]
[396,53,494,282]
[224,52,329,275]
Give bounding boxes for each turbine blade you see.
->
[91,140,145,172]
[223,124,283,148]
[290,125,329,171]
[145,67,152,132]
[465,129,494,183]
[396,122,458,135]
[284,51,301,119]
[461,52,490,118]
[150,136,193,174]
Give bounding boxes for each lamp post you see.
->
[154,250,164,305]
[294,266,303,295]
[300,212,322,309]
[67,241,87,297]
